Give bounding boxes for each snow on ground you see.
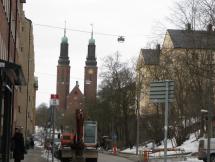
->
[34,126,202,161]
[121,132,203,162]
[41,150,60,162]
[121,132,200,155]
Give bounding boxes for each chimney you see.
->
[207,24,213,32]
[76,81,79,87]
[185,23,191,31]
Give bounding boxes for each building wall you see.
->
[67,86,84,113]
[12,4,36,137]
[84,66,97,105]
[56,65,70,109]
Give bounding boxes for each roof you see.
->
[167,29,215,49]
[140,49,160,65]
[61,35,68,44]
[68,84,84,98]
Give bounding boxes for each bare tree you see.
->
[168,0,215,30]
[35,103,49,127]
[96,53,136,147]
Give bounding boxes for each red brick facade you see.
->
[56,34,97,118]
[67,82,84,113]
[56,65,70,109]
[84,66,97,105]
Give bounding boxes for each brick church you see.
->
[56,29,97,115]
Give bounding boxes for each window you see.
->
[2,0,10,21]
[18,106,21,113]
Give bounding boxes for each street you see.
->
[98,153,134,162]
[10,148,47,162]
[9,146,203,162]
[9,148,134,162]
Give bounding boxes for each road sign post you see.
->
[149,80,174,162]
[50,94,59,162]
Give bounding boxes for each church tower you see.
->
[84,28,97,105]
[56,29,70,109]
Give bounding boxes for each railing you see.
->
[138,148,187,162]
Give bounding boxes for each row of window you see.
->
[0,33,8,60]
[2,0,10,22]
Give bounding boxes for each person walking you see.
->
[30,137,34,149]
[11,127,25,162]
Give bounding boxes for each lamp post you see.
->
[136,69,141,155]
[207,50,213,162]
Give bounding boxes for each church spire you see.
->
[89,24,95,44]
[64,21,66,36]
[58,21,69,65]
[61,21,68,44]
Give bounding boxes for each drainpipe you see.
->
[11,0,18,137]
[7,0,12,62]
[25,19,31,143]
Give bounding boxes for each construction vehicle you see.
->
[57,109,98,162]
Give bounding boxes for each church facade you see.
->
[56,29,97,116]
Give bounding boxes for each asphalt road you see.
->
[98,153,134,162]
[10,147,134,162]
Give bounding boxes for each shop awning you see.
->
[0,59,26,85]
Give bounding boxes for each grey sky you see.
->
[23,0,175,107]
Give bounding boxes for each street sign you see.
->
[50,94,59,106]
[149,80,174,103]
[149,80,174,162]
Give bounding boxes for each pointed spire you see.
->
[61,21,68,43]
[89,23,95,44]
[91,23,93,39]
[64,21,66,37]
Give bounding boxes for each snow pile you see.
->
[121,132,201,156]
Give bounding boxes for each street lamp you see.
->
[117,36,125,43]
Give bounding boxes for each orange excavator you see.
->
[58,109,98,162]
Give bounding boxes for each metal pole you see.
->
[136,70,141,155]
[164,81,169,162]
[136,96,140,155]
[52,105,55,162]
[207,51,212,162]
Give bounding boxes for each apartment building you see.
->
[0,1,37,161]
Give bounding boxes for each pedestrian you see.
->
[11,127,25,162]
[30,137,34,149]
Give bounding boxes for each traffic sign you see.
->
[50,94,59,106]
[149,80,174,162]
[149,80,174,103]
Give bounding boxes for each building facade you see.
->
[0,1,36,161]
[56,31,98,130]
[56,31,70,109]
[84,33,97,106]
[138,24,215,121]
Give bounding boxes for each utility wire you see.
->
[33,23,124,37]
[33,23,165,38]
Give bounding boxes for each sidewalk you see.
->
[10,147,47,162]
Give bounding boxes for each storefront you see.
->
[0,59,25,162]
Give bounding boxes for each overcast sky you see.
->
[23,0,176,107]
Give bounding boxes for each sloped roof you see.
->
[167,29,215,49]
[140,49,160,65]
[68,85,83,97]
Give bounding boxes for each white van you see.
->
[198,138,215,162]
